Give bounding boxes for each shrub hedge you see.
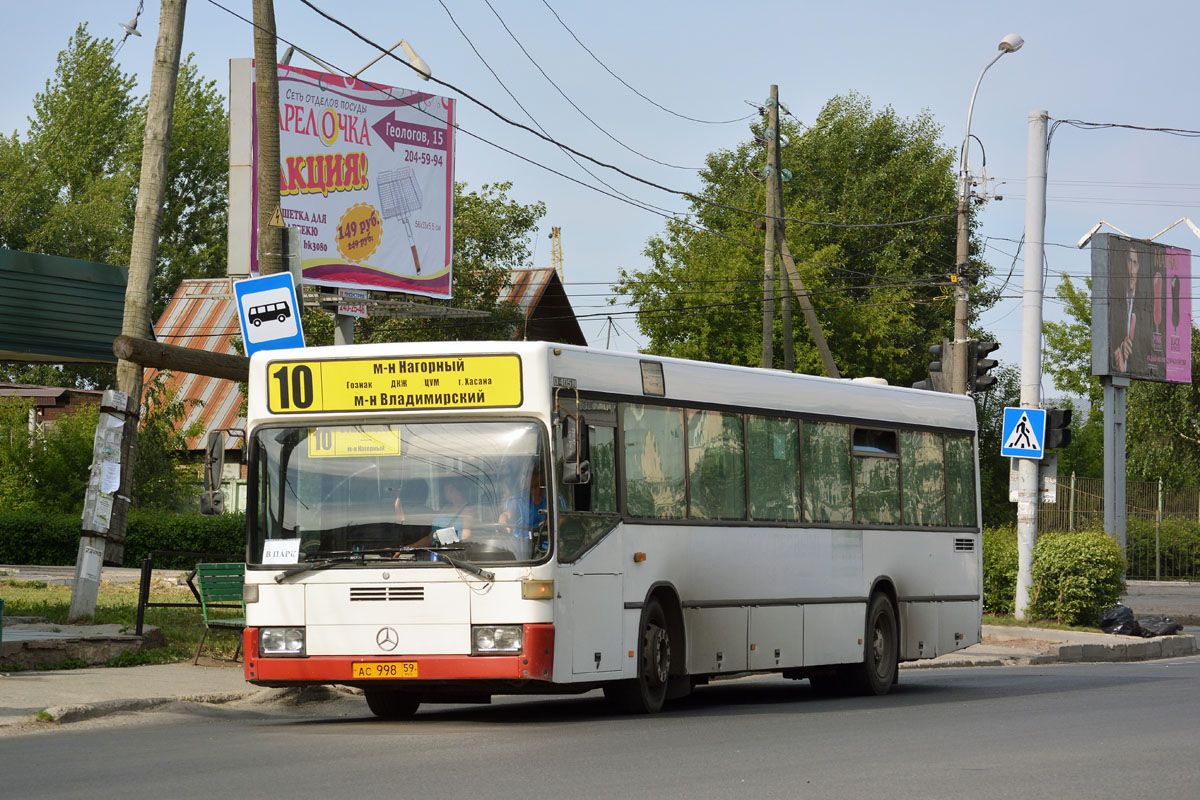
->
[0,511,246,568]
[982,526,1018,615]
[1028,529,1125,625]
[984,524,1129,626]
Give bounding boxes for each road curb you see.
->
[39,691,258,725]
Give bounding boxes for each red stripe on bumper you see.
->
[244,624,554,684]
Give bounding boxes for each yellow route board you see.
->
[267,354,523,414]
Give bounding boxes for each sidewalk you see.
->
[0,661,256,730]
[908,624,1196,669]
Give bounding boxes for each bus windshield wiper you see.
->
[412,545,495,582]
[274,549,394,582]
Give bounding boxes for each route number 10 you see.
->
[272,364,314,410]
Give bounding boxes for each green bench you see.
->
[193,562,246,664]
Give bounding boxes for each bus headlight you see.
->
[472,625,523,654]
[260,627,305,656]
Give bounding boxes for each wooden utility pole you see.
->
[762,87,838,379]
[761,86,778,369]
[71,0,187,620]
[254,0,284,275]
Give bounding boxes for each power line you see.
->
[538,0,754,126]
[478,0,704,171]
[290,0,959,232]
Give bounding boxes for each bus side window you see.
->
[623,404,686,519]
[945,435,977,527]
[802,421,852,523]
[901,431,946,526]
[852,427,900,524]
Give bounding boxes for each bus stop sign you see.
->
[234,273,305,358]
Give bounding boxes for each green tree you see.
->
[306,181,542,346]
[152,55,229,317]
[132,373,204,510]
[0,26,230,380]
[1042,276,1101,409]
[616,93,996,384]
[0,395,99,514]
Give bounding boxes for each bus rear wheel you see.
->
[850,593,898,695]
[364,690,421,720]
[604,597,671,714]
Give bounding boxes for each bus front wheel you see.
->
[364,690,420,720]
[604,597,671,714]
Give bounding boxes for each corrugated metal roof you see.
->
[0,248,127,363]
[499,268,587,347]
[147,279,246,450]
[155,269,586,450]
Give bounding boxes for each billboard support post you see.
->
[1102,375,1129,551]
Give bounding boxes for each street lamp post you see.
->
[952,33,1023,395]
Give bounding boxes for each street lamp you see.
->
[952,33,1023,395]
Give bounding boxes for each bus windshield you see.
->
[250,420,550,565]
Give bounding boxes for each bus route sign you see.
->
[266,354,523,413]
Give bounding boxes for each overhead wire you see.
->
[538,0,755,126]
[291,0,959,232]
[479,0,704,170]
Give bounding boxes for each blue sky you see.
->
[4,1,1198,394]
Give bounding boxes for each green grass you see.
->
[0,578,242,663]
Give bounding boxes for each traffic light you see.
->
[912,339,952,392]
[968,340,1000,393]
[1045,407,1073,450]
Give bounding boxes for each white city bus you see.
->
[240,341,981,717]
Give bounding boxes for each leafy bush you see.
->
[0,511,245,567]
[982,525,1018,615]
[1028,528,1125,626]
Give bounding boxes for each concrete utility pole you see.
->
[71,0,187,620]
[1015,110,1049,621]
[761,85,779,370]
[254,0,284,276]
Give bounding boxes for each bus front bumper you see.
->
[243,623,555,686]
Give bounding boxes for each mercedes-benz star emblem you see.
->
[376,627,399,651]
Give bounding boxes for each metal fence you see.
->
[1038,475,1200,581]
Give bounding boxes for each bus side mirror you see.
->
[201,431,225,515]
[561,414,591,485]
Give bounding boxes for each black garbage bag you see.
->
[1136,616,1184,637]
[1099,604,1141,636]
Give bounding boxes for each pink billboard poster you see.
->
[251,64,455,299]
[1163,247,1192,383]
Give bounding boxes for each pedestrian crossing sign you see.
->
[1001,407,1046,459]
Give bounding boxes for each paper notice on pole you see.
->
[93,494,113,531]
[110,390,130,411]
[82,545,104,582]
[100,461,121,493]
[107,413,124,428]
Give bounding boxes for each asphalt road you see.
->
[4,658,1198,800]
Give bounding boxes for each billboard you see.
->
[1091,233,1191,383]
[245,63,455,298]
